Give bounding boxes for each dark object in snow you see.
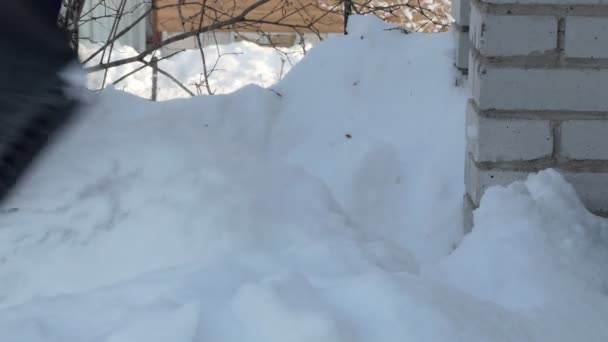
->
[384,27,410,34]
[0,1,79,203]
[268,88,283,97]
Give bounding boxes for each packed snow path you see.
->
[0,17,607,341]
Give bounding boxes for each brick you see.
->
[452,0,471,26]
[467,102,553,162]
[470,4,557,57]
[561,171,608,213]
[463,194,475,233]
[565,16,608,58]
[471,57,608,111]
[469,50,481,98]
[466,167,608,214]
[464,0,608,222]
[465,156,529,205]
[561,120,608,160]
[454,28,471,70]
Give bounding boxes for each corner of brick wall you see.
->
[464,0,608,231]
[452,0,471,73]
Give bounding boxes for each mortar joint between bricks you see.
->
[473,156,608,173]
[473,51,608,69]
[557,17,566,54]
[479,111,608,122]
[469,100,608,122]
[551,120,562,163]
[451,23,470,33]
[473,154,555,172]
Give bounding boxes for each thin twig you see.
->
[137,60,196,97]
[100,0,128,89]
[112,49,185,85]
[195,0,215,95]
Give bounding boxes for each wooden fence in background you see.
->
[154,0,418,34]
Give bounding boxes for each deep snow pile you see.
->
[0,16,607,341]
[81,40,306,100]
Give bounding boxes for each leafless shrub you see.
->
[74,0,450,98]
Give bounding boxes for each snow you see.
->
[81,39,307,99]
[0,15,607,341]
[430,170,608,340]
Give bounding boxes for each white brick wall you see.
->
[468,165,608,213]
[561,120,608,160]
[562,172,608,213]
[452,0,471,25]
[565,17,608,58]
[466,102,553,162]
[452,0,472,74]
[463,0,608,226]
[465,156,529,205]
[470,5,557,57]
[454,30,471,70]
[472,62,608,111]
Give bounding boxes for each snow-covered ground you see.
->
[1,16,607,341]
[82,38,308,100]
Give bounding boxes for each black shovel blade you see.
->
[0,1,79,202]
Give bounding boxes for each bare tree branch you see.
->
[77,0,450,98]
[85,0,271,73]
[112,49,185,85]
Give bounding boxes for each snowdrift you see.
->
[0,16,606,342]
